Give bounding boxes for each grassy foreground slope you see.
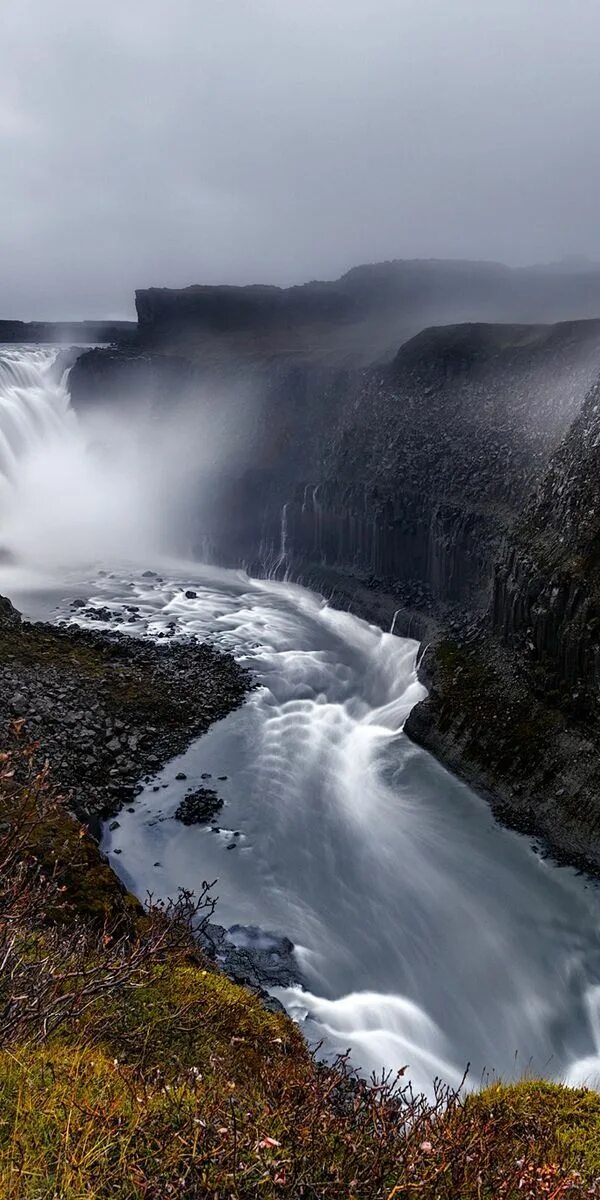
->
[0,728,598,1199]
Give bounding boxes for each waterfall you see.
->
[390,607,402,635]
[312,484,323,559]
[0,349,74,492]
[271,500,291,578]
[0,344,185,579]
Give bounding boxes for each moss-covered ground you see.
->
[0,729,598,1197]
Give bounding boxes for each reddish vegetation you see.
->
[0,726,597,1197]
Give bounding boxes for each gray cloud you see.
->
[2,0,599,318]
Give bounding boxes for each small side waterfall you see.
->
[280,501,290,567]
[390,608,402,635]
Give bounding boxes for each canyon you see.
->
[63,260,600,869]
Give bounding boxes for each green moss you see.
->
[0,780,142,927]
[99,961,305,1076]
[1,1045,597,1198]
[35,808,143,925]
[433,638,558,775]
[469,1080,600,1176]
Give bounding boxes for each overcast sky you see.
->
[2,0,600,318]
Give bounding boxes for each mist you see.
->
[3,0,600,318]
[0,348,252,585]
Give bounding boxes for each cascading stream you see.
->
[2,345,600,1098]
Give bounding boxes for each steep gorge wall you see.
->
[274,321,600,624]
[406,375,600,869]
[69,319,600,632]
[492,377,600,716]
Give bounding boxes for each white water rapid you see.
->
[2,345,600,1099]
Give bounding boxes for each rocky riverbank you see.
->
[0,593,249,830]
[0,591,307,995]
[404,635,600,874]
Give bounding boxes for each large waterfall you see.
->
[0,346,160,576]
[0,345,213,583]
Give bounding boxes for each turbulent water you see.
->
[2,344,600,1097]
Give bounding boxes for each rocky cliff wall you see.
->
[69,319,600,632]
[275,321,600,622]
[134,258,600,367]
[491,377,600,716]
[406,373,600,870]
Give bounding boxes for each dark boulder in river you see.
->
[174,787,224,825]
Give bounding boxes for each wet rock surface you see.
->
[199,922,301,1004]
[174,787,224,825]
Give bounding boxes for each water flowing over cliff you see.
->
[0,347,160,573]
[0,345,246,580]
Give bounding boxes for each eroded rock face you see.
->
[69,319,600,629]
[406,373,600,870]
[259,321,600,622]
[491,377,600,717]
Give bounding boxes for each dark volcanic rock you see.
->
[406,373,600,872]
[200,922,301,994]
[68,348,196,413]
[0,600,250,826]
[174,787,223,825]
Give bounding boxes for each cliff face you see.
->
[264,321,600,624]
[69,319,600,631]
[0,319,136,344]
[406,375,600,869]
[134,258,600,367]
[492,377,600,715]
